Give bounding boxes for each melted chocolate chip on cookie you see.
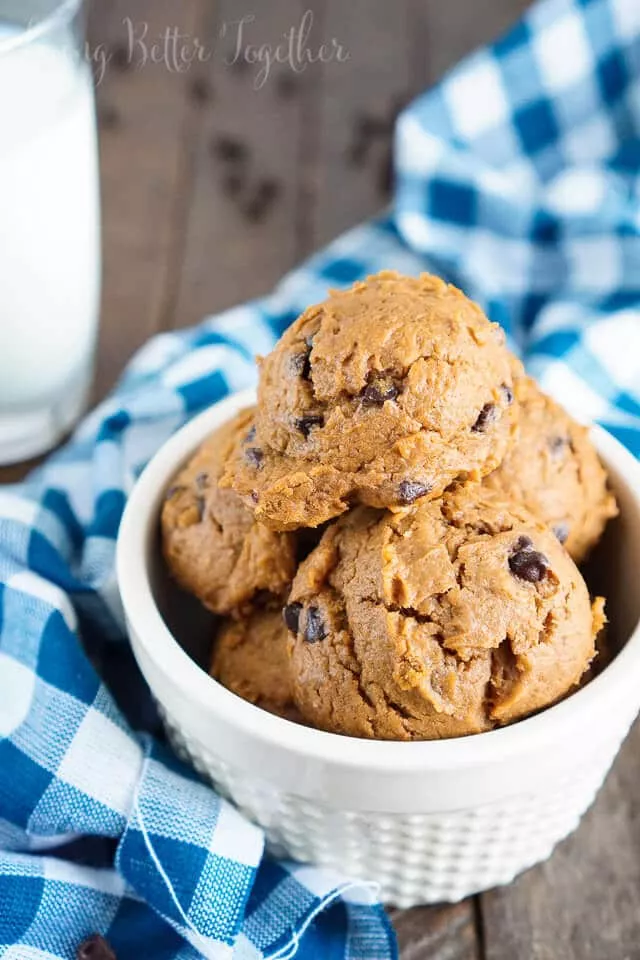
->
[304,606,327,643]
[472,402,499,432]
[296,415,323,437]
[397,480,431,505]
[509,536,549,583]
[283,602,303,633]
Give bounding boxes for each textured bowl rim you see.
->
[117,387,640,773]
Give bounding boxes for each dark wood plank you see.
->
[391,902,480,960]
[421,0,531,84]
[170,0,319,329]
[305,0,415,252]
[480,720,640,960]
[88,0,206,398]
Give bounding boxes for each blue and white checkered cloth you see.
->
[2,0,640,956]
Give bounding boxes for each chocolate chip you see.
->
[553,523,569,545]
[283,602,303,633]
[514,535,533,551]
[347,134,370,167]
[472,403,499,432]
[244,178,281,223]
[245,447,264,469]
[500,383,514,405]
[195,472,209,490]
[509,539,549,583]
[304,606,326,643]
[290,351,311,379]
[397,480,431,505]
[549,435,568,458]
[244,425,257,444]
[76,934,117,960]
[213,136,248,164]
[99,104,120,129]
[111,44,130,72]
[276,72,298,99]
[165,485,186,500]
[189,76,213,104]
[361,379,399,406]
[356,112,390,140]
[296,415,323,437]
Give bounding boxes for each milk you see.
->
[0,26,100,460]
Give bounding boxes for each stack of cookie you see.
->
[162,272,617,740]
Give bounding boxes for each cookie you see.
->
[211,609,301,721]
[161,408,296,616]
[483,377,618,562]
[222,271,520,530]
[284,486,604,740]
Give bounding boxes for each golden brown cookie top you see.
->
[285,485,602,740]
[161,408,296,616]
[483,377,618,562]
[223,272,521,530]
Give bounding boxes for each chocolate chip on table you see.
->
[509,537,549,583]
[397,480,431,505]
[189,76,213,105]
[553,522,569,545]
[245,446,264,469]
[276,72,298,99]
[304,606,327,643]
[98,104,120,130]
[244,178,281,223]
[361,378,399,406]
[110,43,130,72]
[213,136,248,165]
[76,934,117,960]
[472,402,499,432]
[290,350,311,379]
[283,602,303,633]
[296,415,323,437]
[500,383,514,405]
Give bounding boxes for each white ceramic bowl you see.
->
[117,388,640,907]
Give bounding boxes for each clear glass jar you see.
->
[0,0,101,464]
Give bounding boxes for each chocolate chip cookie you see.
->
[483,377,618,562]
[211,608,301,721]
[162,408,296,616]
[223,272,520,530]
[284,485,604,739]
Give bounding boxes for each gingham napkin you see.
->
[2,0,640,956]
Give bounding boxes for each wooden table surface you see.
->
[4,1,640,956]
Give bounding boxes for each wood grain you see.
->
[170,0,319,329]
[421,0,530,83]
[87,0,206,398]
[391,902,480,960]
[306,0,414,251]
[480,720,640,960]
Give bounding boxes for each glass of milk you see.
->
[0,0,100,464]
